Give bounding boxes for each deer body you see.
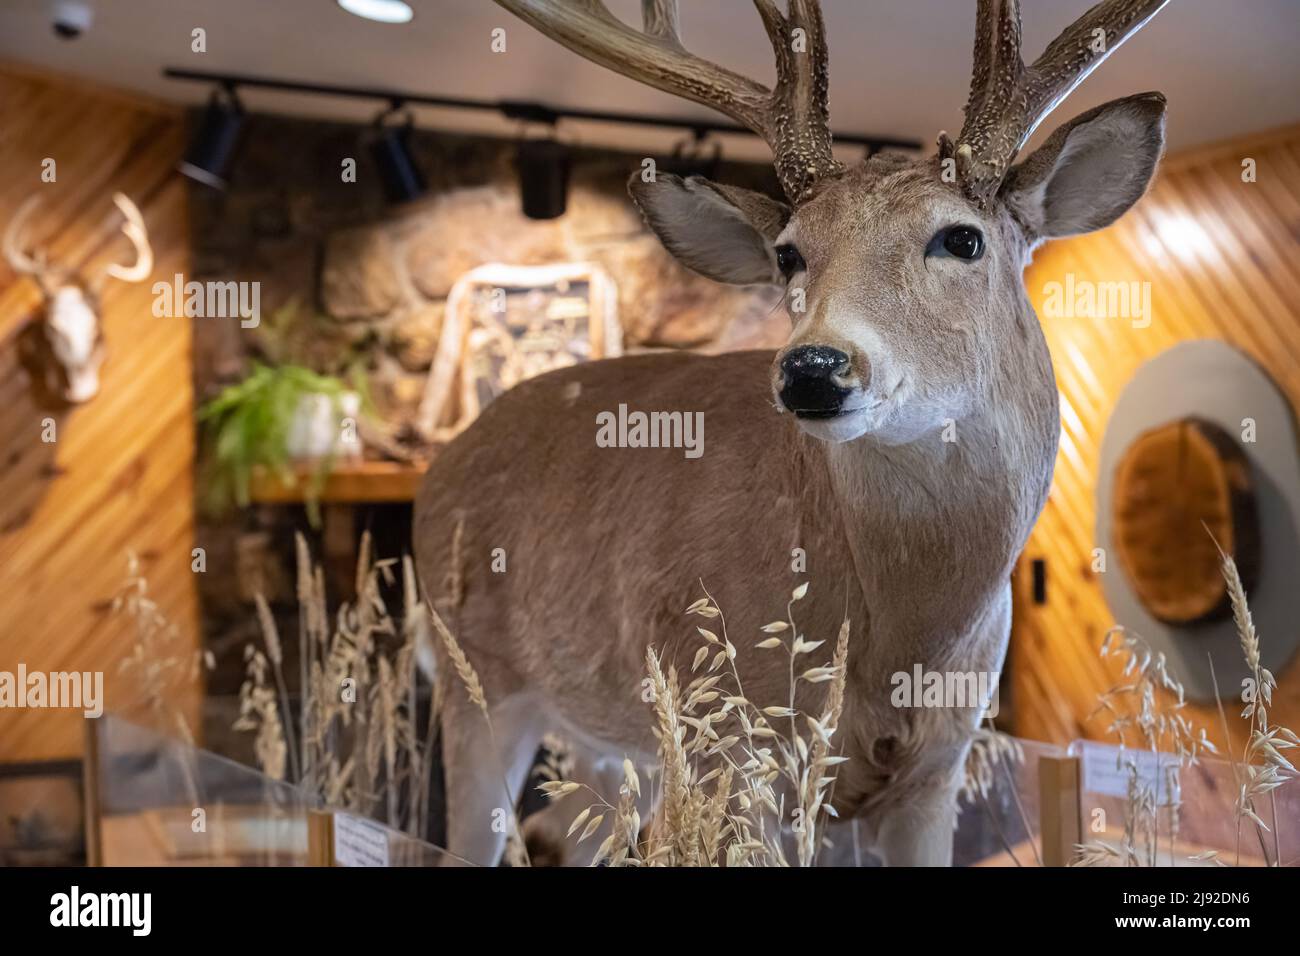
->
[416,0,1168,866]
[416,251,1057,864]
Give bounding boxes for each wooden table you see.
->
[248,461,431,595]
[248,460,429,504]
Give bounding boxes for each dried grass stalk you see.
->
[231,534,441,841]
[1075,549,1296,867]
[544,582,851,867]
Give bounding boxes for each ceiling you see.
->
[2,0,1298,163]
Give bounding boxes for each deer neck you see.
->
[820,307,1058,656]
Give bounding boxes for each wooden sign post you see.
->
[306,810,334,867]
[1038,754,1083,867]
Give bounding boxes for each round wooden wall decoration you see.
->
[1095,341,1300,702]
[1111,417,1259,625]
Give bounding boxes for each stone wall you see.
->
[190,111,787,436]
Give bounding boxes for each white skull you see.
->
[46,285,103,403]
[5,192,150,405]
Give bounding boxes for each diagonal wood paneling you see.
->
[1012,124,1300,756]
[0,64,200,762]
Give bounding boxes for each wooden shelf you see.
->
[248,460,429,504]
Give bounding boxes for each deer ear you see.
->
[628,173,790,285]
[1000,92,1166,240]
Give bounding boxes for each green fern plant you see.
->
[198,363,357,524]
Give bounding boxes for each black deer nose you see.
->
[779,346,852,419]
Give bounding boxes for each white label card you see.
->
[1080,740,1178,802]
[333,811,390,867]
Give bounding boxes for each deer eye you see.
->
[928,225,984,261]
[775,244,805,279]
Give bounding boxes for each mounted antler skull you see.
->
[3,192,153,403]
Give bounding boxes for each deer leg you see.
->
[873,790,958,867]
[440,689,545,867]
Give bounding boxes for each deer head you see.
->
[3,192,153,403]
[497,0,1168,445]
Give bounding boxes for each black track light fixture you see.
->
[370,103,426,204]
[178,85,245,190]
[517,137,570,220]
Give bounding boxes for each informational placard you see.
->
[1079,740,1177,802]
[332,811,390,867]
[417,262,622,442]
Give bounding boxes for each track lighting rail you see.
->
[162,67,921,153]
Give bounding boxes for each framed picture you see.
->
[0,759,86,866]
[416,262,621,440]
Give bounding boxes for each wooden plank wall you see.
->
[1012,124,1300,754]
[0,65,200,762]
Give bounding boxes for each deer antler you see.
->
[942,0,1169,207]
[3,196,57,296]
[493,0,840,202]
[103,192,153,283]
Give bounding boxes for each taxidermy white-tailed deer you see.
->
[416,0,1169,866]
[3,192,153,403]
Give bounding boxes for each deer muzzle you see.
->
[777,345,864,419]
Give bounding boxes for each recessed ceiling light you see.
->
[337,0,414,24]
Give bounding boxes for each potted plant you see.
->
[198,363,368,524]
